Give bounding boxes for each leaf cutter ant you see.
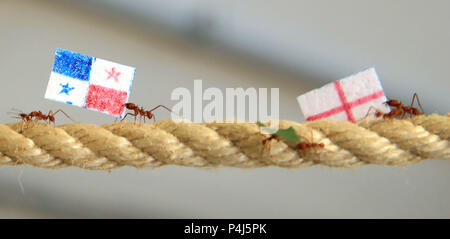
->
[121,103,173,123]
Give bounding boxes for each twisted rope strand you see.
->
[0,114,448,170]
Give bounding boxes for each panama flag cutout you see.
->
[297,68,390,122]
[45,48,135,117]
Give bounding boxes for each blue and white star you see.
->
[59,83,75,96]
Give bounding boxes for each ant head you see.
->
[19,113,31,121]
[392,100,403,107]
[124,103,135,109]
[146,111,154,119]
[375,111,383,117]
[48,115,55,123]
[297,142,307,150]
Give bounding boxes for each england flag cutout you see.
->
[45,48,135,118]
[297,68,390,122]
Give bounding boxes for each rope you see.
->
[0,114,448,170]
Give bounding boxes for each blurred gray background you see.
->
[0,0,449,218]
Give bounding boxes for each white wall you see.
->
[72,0,450,114]
[0,0,449,218]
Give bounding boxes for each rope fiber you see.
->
[0,114,448,170]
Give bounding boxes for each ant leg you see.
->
[263,138,272,156]
[411,93,424,114]
[261,137,273,156]
[401,110,407,119]
[51,110,75,122]
[131,113,138,122]
[31,114,38,122]
[410,93,417,108]
[121,113,137,122]
[260,140,267,157]
[47,110,53,125]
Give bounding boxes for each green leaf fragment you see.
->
[274,127,300,143]
[256,121,300,143]
[256,121,266,127]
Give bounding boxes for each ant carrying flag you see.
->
[45,48,135,117]
[297,68,390,122]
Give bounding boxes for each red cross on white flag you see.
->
[297,68,390,122]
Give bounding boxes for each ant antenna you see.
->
[10,107,24,112]
[7,108,23,115]
[149,105,179,121]
[7,111,26,120]
[148,105,173,113]
[362,106,382,119]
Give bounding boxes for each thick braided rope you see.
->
[0,114,448,170]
